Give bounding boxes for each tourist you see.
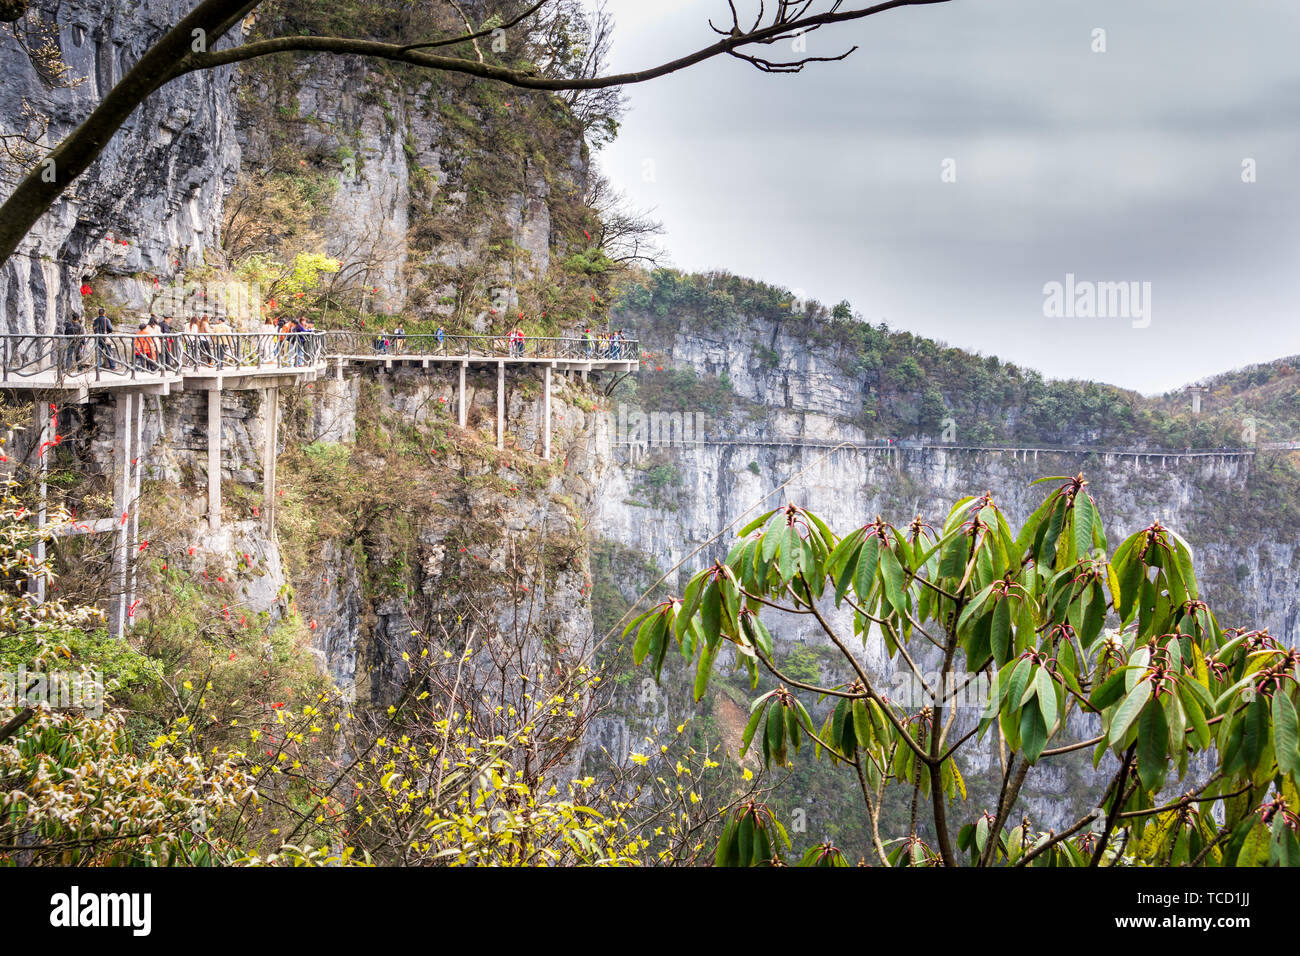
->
[260,314,278,364]
[148,315,166,368]
[61,315,84,371]
[393,324,406,354]
[210,314,233,365]
[158,314,174,367]
[92,307,118,370]
[435,325,445,350]
[291,316,308,365]
[278,318,295,364]
[134,320,157,371]
[197,316,213,366]
[582,327,593,357]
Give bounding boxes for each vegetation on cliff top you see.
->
[615,268,1300,453]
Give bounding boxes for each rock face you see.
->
[0,0,243,333]
[2,2,586,334]
[594,311,1296,639]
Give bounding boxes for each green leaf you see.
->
[700,579,721,643]
[938,532,969,579]
[851,698,872,751]
[1090,668,1128,711]
[739,508,780,537]
[693,631,722,701]
[1136,700,1169,793]
[1073,493,1096,562]
[676,571,708,642]
[632,611,666,669]
[1034,666,1058,731]
[854,534,882,603]
[1241,696,1268,770]
[740,700,768,755]
[766,704,786,767]
[1109,680,1152,748]
[878,542,907,614]
[1273,692,1300,777]
[1020,702,1048,763]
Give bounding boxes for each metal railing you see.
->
[0,329,635,387]
[321,331,640,362]
[0,332,327,386]
[175,331,327,373]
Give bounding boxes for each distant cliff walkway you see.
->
[2,328,637,638]
[615,437,1263,466]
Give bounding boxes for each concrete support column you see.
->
[111,392,134,638]
[27,403,50,604]
[458,361,467,428]
[263,387,279,533]
[207,389,222,532]
[543,364,552,461]
[496,361,505,451]
[126,394,143,628]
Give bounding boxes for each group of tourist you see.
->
[362,324,630,359]
[582,327,628,359]
[56,308,321,373]
[372,324,413,354]
[507,326,527,357]
[57,312,633,374]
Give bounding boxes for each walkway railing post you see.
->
[208,390,222,532]
[263,386,279,534]
[26,402,49,604]
[127,393,144,629]
[543,364,552,461]
[111,392,133,639]
[497,361,505,451]
[458,361,467,429]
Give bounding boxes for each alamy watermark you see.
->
[2,667,104,718]
[610,403,708,461]
[1043,273,1151,328]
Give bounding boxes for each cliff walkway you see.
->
[2,329,637,638]
[615,436,1260,464]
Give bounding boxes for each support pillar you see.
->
[126,393,143,628]
[263,387,279,533]
[458,361,467,429]
[27,403,50,604]
[111,392,134,638]
[543,364,552,461]
[496,360,505,451]
[208,389,222,532]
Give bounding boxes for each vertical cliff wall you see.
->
[585,308,1300,839]
[0,0,243,333]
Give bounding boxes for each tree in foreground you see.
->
[0,462,749,866]
[627,473,1300,866]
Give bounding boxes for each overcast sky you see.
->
[596,0,1300,394]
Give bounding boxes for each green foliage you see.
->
[615,270,1296,450]
[628,475,1300,866]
